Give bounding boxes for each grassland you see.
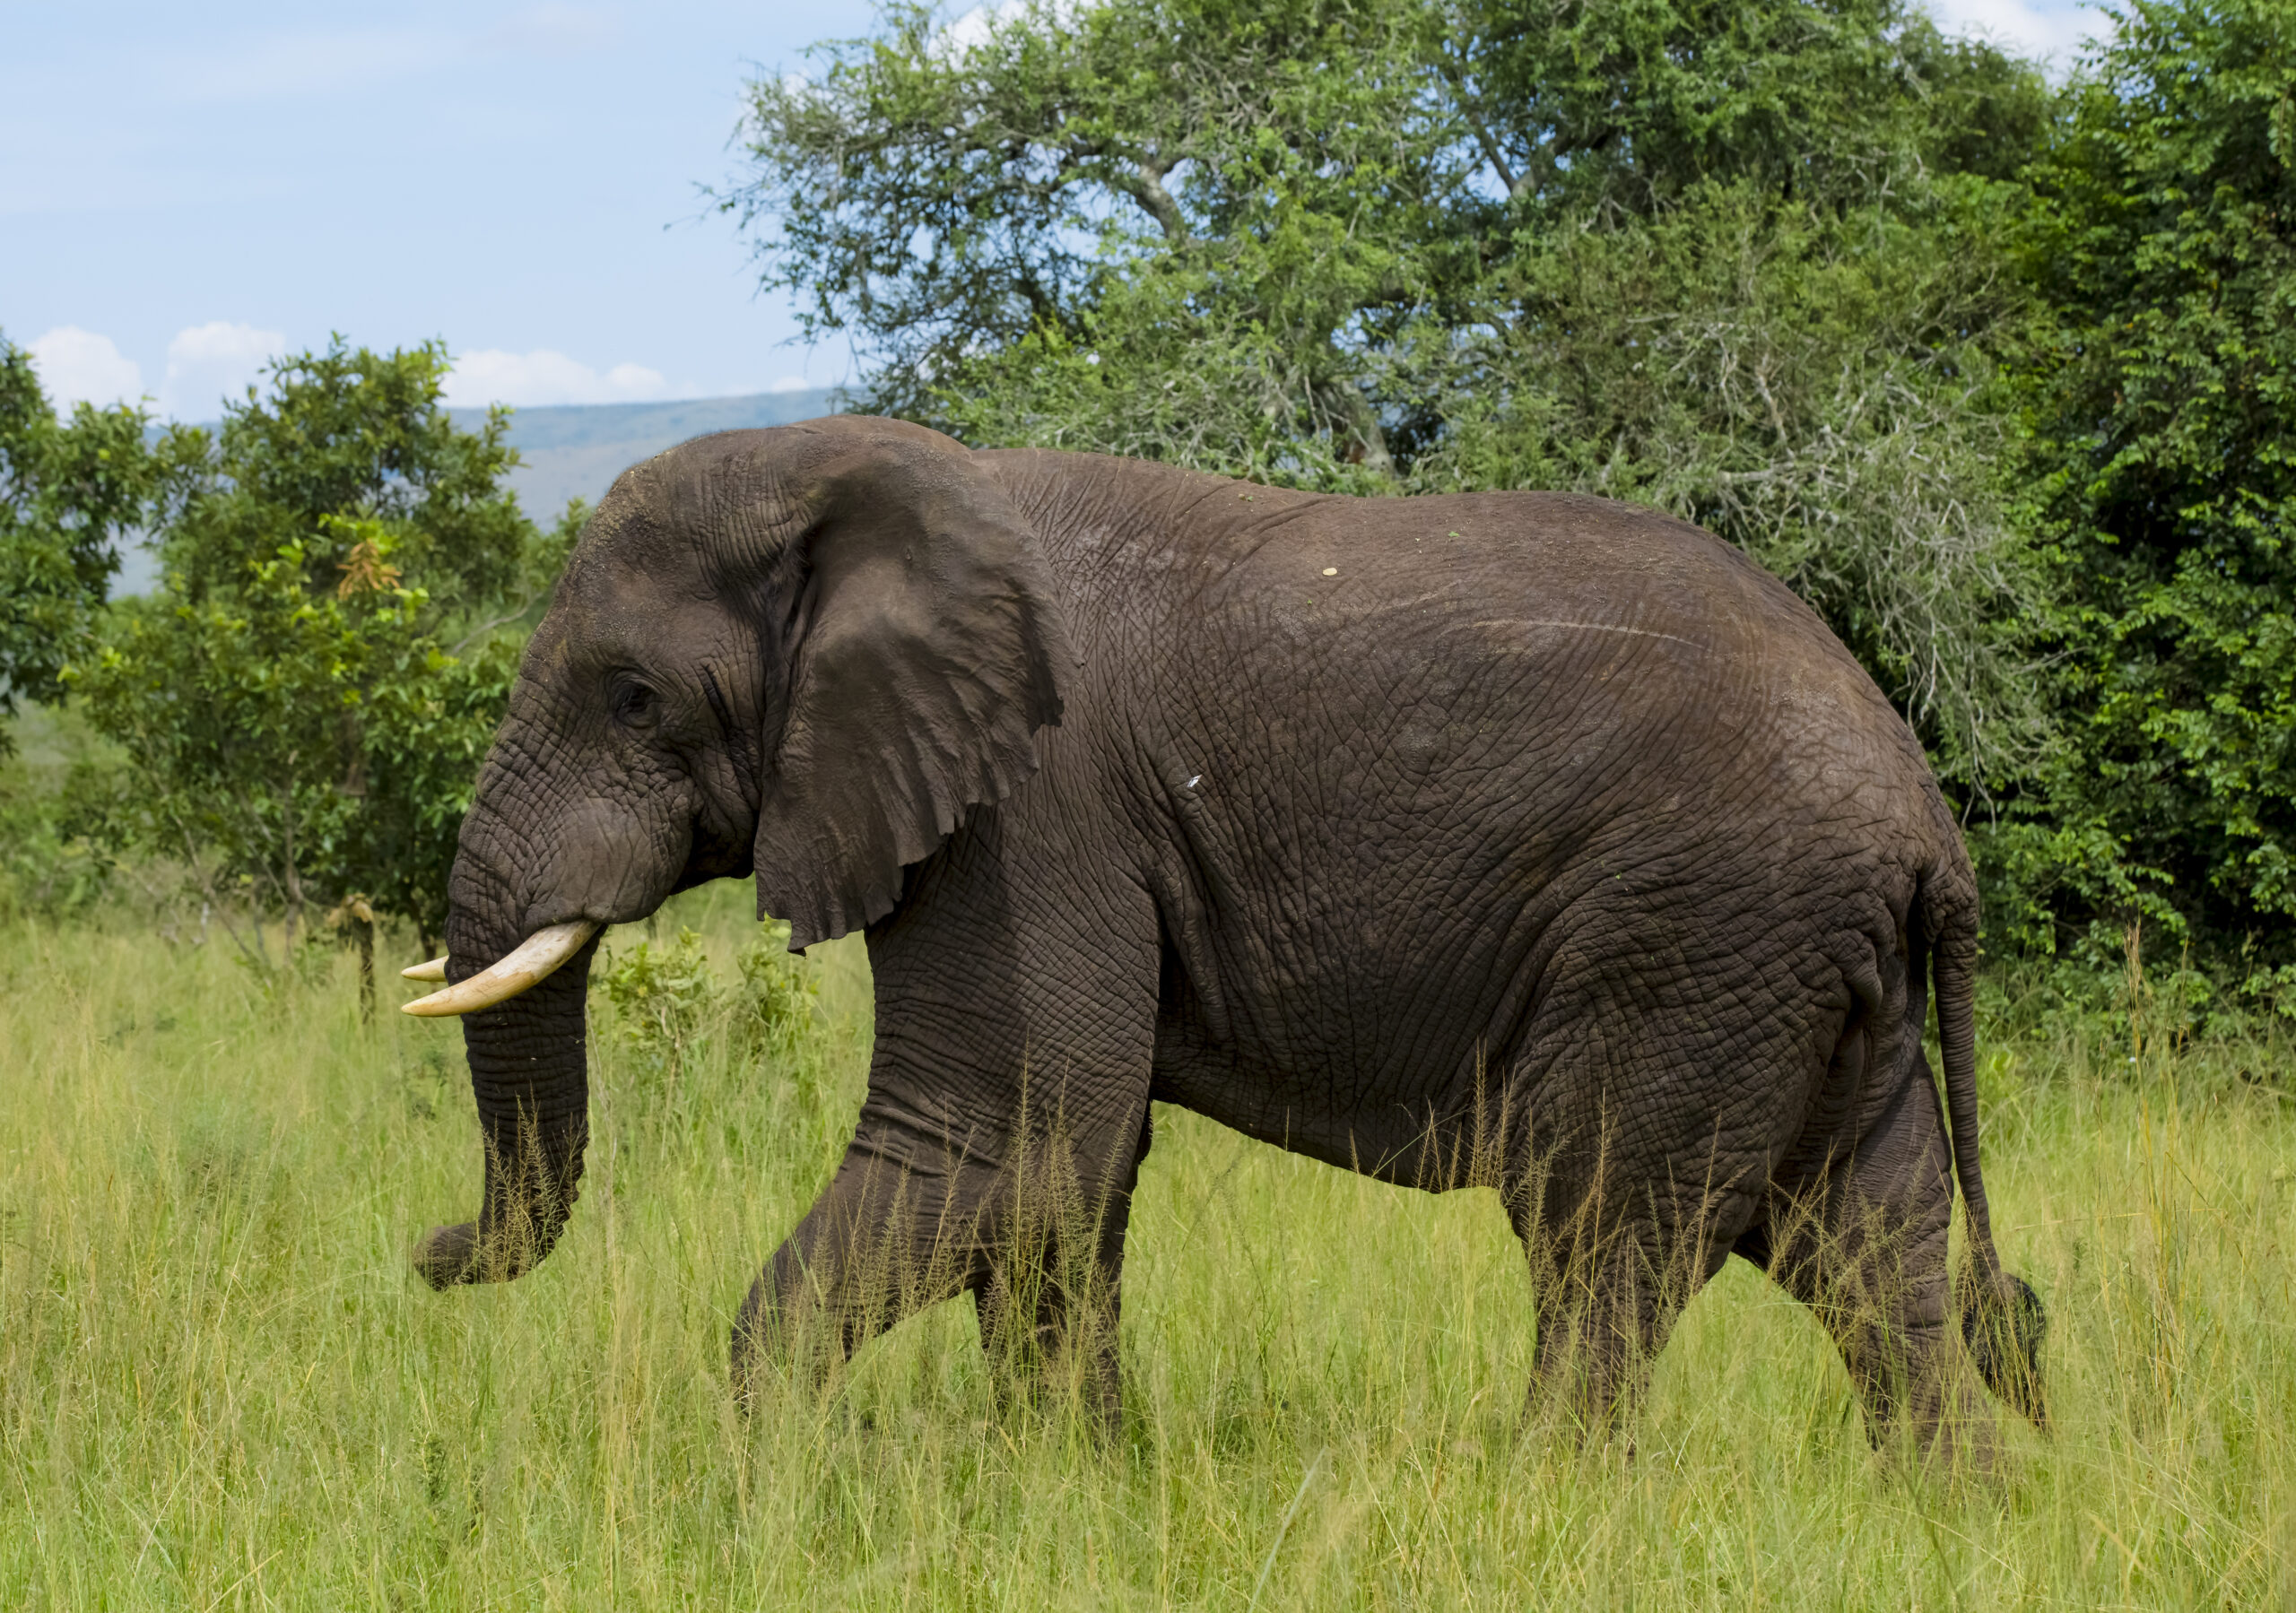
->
[3,882,2292,1609]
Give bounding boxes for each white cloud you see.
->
[767,375,818,393]
[444,349,674,407]
[939,4,1006,57]
[938,0,1085,59]
[161,321,284,418]
[25,327,144,411]
[1925,0,2107,70]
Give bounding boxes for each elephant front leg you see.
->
[730,1100,1154,1431]
[731,1129,994,1409]
[975,1104,1153,1439]
[742,801,1165,1425]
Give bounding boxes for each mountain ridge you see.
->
[111,388,843,595]
[453,388,842,517]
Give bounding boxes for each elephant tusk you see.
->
[402,956,448,982]
[400,921,600,1018]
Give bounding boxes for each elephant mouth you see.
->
[399,919,601,1017]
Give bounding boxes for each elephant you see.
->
[402,413,2046,1459]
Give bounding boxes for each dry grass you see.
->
[3,883,2292,1609]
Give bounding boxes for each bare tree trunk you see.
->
[328,895,379,1025]
[280,790,303,955]
[1320,380,1396,479]
[354,906,375,1025]
[162,810,266,969]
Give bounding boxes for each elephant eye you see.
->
[611,680,660,729]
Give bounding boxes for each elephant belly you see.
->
[1147,1028,1482,1187]
[1147,821,1904,1216]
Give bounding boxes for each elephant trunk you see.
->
[413,881,603,1290]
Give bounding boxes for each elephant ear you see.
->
[752,421,1072,950]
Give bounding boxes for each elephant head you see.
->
[406,416,1072,1288]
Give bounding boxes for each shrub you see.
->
[732,921,820,1054]
[596,926,722,1083]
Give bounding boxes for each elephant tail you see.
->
[1922,872,2049,1429]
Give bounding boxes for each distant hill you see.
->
[112,389,842,595]
[453,389,842,521]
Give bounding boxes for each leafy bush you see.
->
[728,0,2056,793]
[731,0,2296,988]
[1979,0,2296,990]
[0,764,117,922]
[733,920,820,1054]
[597,921,821,1082]
[597,927,722,1081]
[0,706,129,924]
[63,341,582,961]
[0,333,196,751]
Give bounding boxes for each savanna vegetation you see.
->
[1,888,2291,1607]
[3,0,2294,1606]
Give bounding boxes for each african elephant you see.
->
[403,414,2046,1458]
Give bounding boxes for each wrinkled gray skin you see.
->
[417,415,2046,1458]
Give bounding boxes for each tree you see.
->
[1409,178,2053,790]
[0,332,192,750]
[1981,0,2296,993]
[724,0,2057,788]
[67,340,576,961]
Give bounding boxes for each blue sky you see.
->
[6,1,2108,420]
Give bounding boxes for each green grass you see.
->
[4,883,2292,1609]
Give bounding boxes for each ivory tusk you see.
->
[400,921,600,1018]
[402,956,448,982]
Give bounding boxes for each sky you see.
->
[7,1,2109,421]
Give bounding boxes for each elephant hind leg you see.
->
[1744,1079,1996,1470]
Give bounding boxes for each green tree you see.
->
[725,0,2057,787]
[68,341,577,961]
[1409,178,2051,789]
[0,332,193,749]
[1983,0,2296,992]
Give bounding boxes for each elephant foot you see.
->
[730,1268,848,1416]
[974,1272,1126,1443]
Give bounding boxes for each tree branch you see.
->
[448,591,544,657]
[1437,62,1519,196]
[1319,381,1396,480]
[1116,160,1191,242]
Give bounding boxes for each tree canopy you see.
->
[7,0,2288,1010]
[65,340,578,958]
[1985,0,2296,993]
[727,0,2296,1002]
[0,333,193,746]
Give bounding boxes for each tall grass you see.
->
[3,883,2292,1609]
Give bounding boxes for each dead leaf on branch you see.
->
[335,541,402,600]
